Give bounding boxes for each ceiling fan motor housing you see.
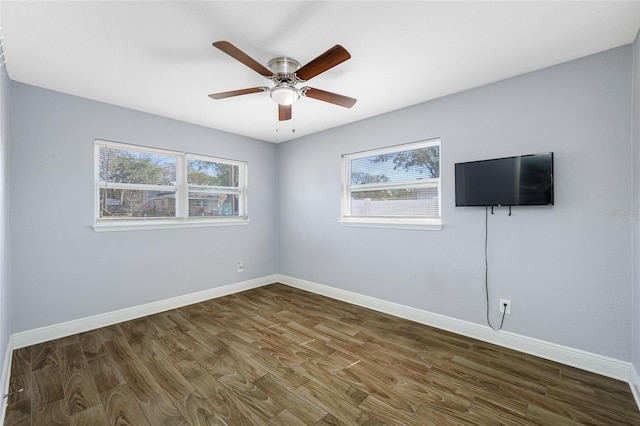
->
[268,56,301,75]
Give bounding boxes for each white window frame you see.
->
[93,140,249,232]
[340,138,442,230]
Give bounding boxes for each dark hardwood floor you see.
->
[4,283,639,425]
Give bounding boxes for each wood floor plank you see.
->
[337,359,412,415]
[266,409,307,426]
[52,335,80,348]
[254,374,327,425]
[172,358,226,399]
[101,385,150,426]
[31,399,69,426]
[357,393,417,425]
[138,392,188,426]
[392,373,473,414]
[186,314,227,337]
[6,369,30,405]
[165,312,197,333]
[468,397,538,426]
[58,342,88,375]
[188,341,234,378]
[10,347,31,378]
[174,392,224,426]
[31,364,65,410]
[77,331,107,361]
[222,350,269,382]
[216,370,284,422]
[545,385,640,424]
[69,404,111,426]
[118,317,165,343]
[8,283,640,426]
[116,359,163,403]
[103,336,139,366]
[94,325,122,342]
[153,334,194,363]
[247,350,309,389]
[3,399,31,426]
[145,357,195,401]
[426,364,502,396]
[208,388,270,425]
[526,403,587,426]
[298,378,383,425]
[31,341,59,371]
[63,368,101,415]
[216,330,261,357]
[453,354,547,394]
[412,403,487,426]
[86,354,126,394]
[357,340,431,377]
[129,336,168,364]
[185,328,231,358]
[293,360,369,407]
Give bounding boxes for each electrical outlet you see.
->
[499,299,511,315]
[237,261,244,272]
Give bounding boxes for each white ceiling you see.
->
[2,1,640,144]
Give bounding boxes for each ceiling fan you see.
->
[208,41,357,121]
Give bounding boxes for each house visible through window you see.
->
[341,138,441,230]
[94,140,248,230]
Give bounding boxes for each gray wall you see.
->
[633,30,640,375]
[9,83,279,333]
[278,46,633,361]
[6,43,637,365]
[0,52,11,380]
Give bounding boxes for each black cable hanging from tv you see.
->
[485,206,507,330]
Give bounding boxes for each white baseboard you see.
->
[631,363,640,411]
[12,275,277,349]
[8,272,635,387]
[0,334,14,426]
[276,274,632,382]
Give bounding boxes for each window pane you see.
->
[187,159,239,187]
[99,189,176,218]
[350,187,439,217]
[188,192,239,217]
[99,146,176,185]
[351,145,440,185]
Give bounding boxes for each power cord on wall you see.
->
[485,206,507,330]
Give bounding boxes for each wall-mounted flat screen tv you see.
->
[455,152,554,207]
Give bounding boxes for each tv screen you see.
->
[455,152,554,207]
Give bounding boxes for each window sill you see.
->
[92,218,251,232]
[339,217,442,231]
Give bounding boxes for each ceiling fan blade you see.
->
[208,87,267,99]
[303,87,357,108]
[212,41,273,78]
[279,104,292,121]
[296,45,351,81]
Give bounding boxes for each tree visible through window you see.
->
[98,145,177,218]
[95,140,247,226]
[186,157,241,217]
[342,139,441,228]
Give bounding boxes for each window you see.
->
[341,138,441,230]
[94,140,248,231]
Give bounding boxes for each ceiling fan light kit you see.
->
[209,41,356,121]
[270,86,300,106]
